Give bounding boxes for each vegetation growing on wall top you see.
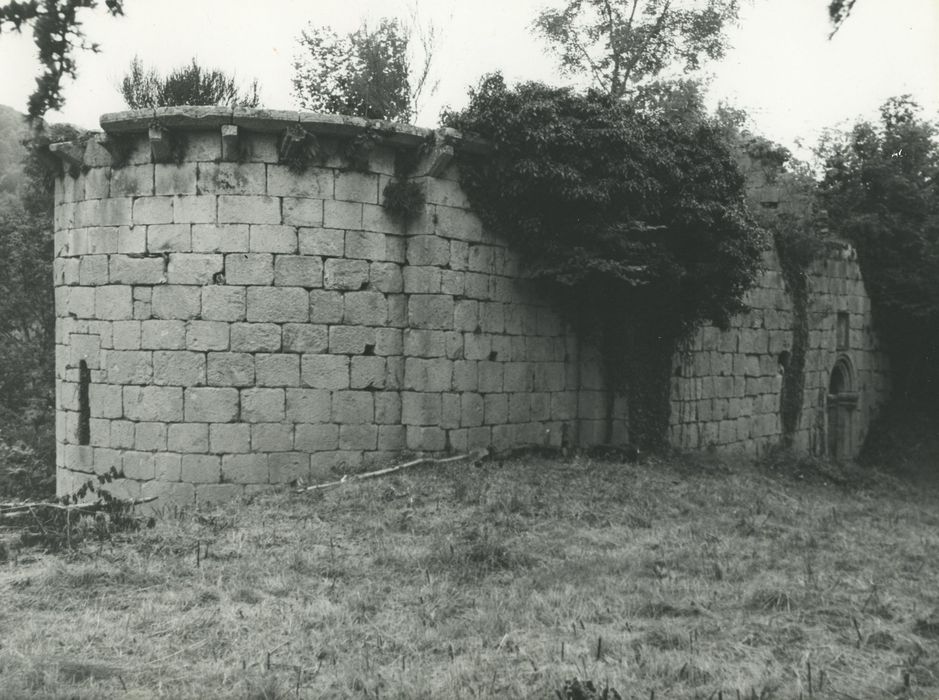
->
[443,74,763,447]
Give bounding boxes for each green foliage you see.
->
[292,19,412,121]
[828,0,857,36]
[382,179,425,223]
[119,56,260,108]
[818,96,939,400]
[532,0,740,99]
[443,75,763,446]
[0,0,124,119]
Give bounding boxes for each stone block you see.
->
[452,361,478,392]
[66,287,95,318]
[484,394,508,425]
[435,205,483,242]
[378,425,406,451]
[274,256,323,287]
[404,357,452,392]
[172,195,216,224]
[328,325,376,354]
[463,272,491,300]
[241,388,285,423]
[111,164,154,197]
[403,266,441,294]
[222,453,269,483]
[404,329,446,358]
[267,165,333,198]
[477,361,504,393]
[140,320,186,350]
[294,423,339,451]
[186,321,229,351]
[148,223,191,252]
[285,388,331,423]
[464,333,491,361]
[252,423,294,452]
[269,452,310,483]
[441,270,464,296]
[118,225,147,253]
[183,454,221,483]
[369,262,403,293]
[202,286,245,321]
[309,290,344,323]
[106,350,152,384]
[123,451,155,480]
[218,195,281,224]
[230,323,281,352]
[95,285,133,320]
[134,422,167,451]
[401,392,441,426]
[375,392,401,424]
[461,393,485,427]
[301,354,349,389]
[225,253,273,285]
[152,285,201,320]
[168,423,209,453]
[133,196,173,225]
[407,425,446,452]
[184,387,239,422]
[250,224,298,254]
[123,385,183,422]
[323,200,362,229]
[255,353,301,386]
[110,420,135,449]
[299,227,344,257]
[331,391,373,424]
[282,198,324,227]
[362,203,402,235]
[407,235,451,267]
[246,287,309,322]
[408,295,454,330]
[155,163,197,195]
[282,323,328,354]
[79,255,109,285]
[207,352,255,386]
[192,224,248,252]
[509,393,531,423]
[210,423,251,453]
[324,258,369,290]
[340,424,377,450]
[343,291,387,325]
[153,350,205,386]
[344,230,386,261]
[335,171,379,203]
[441,393,461,429]
[109,255,165,285]
[89,383,123,418]
[154,453,182,481]
[351,356,386,389]
[198,162,266,195]
[167,253,224,285]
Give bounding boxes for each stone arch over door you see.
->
[827,356,858,459]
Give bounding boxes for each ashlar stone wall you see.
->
[52,108,617,504]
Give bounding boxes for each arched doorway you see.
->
[827,357,858,459]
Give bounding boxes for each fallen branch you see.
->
[0,496,157,520]
[296,451,484,493]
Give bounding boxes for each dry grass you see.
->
[1,452,939,699]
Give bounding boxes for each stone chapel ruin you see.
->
[50,107,890,503]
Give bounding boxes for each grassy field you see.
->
[1,451,939,699]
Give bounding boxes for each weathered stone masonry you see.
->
[52,108,888,504]
[52,107,617,504]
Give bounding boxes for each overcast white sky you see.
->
[0,0,937,157]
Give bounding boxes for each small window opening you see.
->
[363,344,375,356]
[488,351,498,361]
[778,351,791,374]
[78,360,91,446]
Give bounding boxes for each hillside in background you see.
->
[0,104,28,199]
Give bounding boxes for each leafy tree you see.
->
[818,96,939,401]
[0,0,124,119]
[119,56,260,108]
[828,0,856,36]
[444,74,762,446]
[532,0,740,99]
[293,18,432,122]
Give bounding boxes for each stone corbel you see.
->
[221,124,240,162]
[279,124,309,163]
[48,141,86,171]
[149,125,172,163]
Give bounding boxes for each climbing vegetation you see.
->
[443,75,763,447]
